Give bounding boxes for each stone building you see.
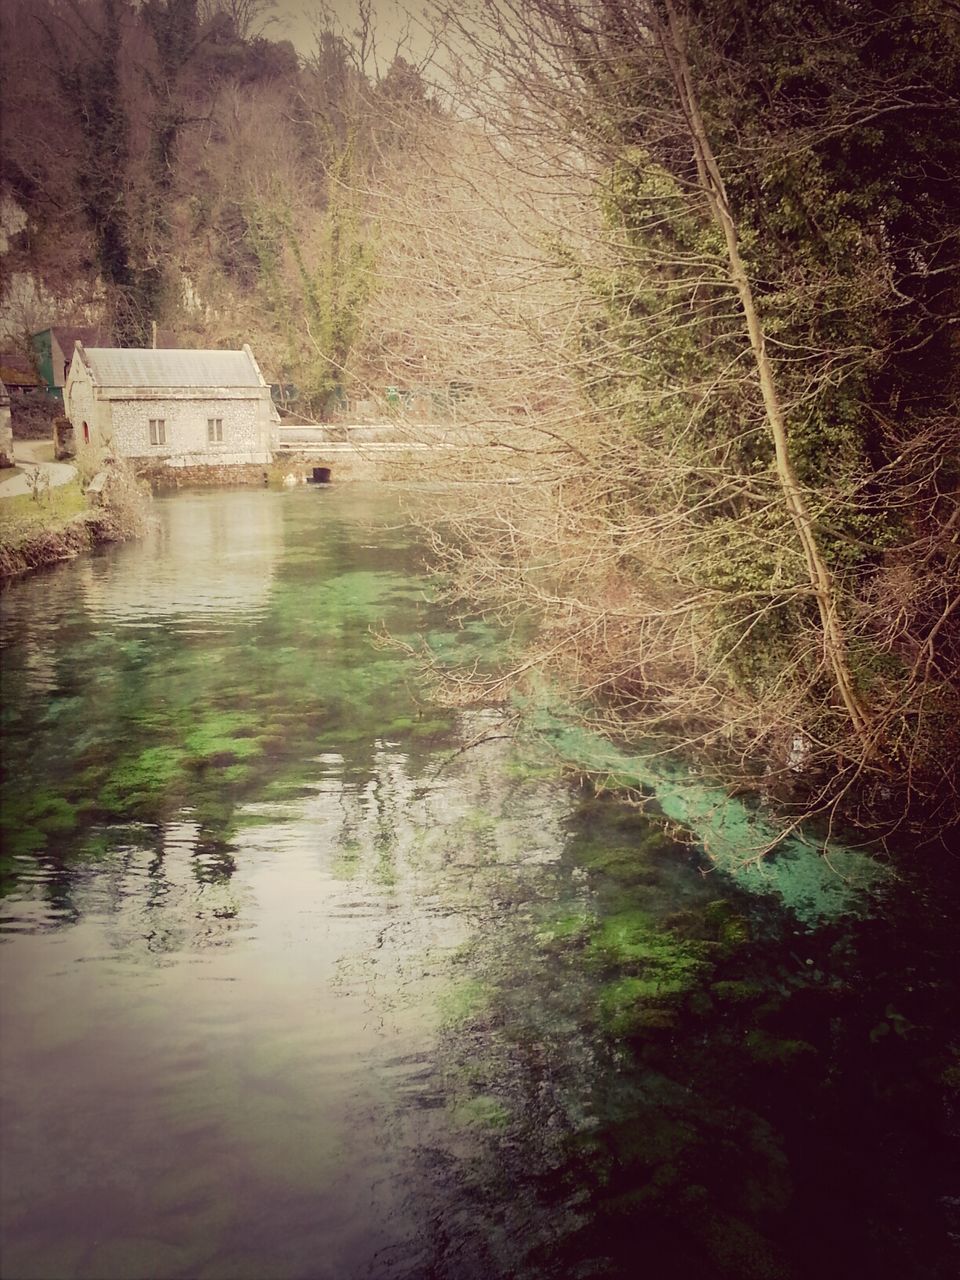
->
[0,352,41,394]
[63,345,279,469]
[0,377,12,468]
[32,326,109,402]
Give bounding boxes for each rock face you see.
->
[0,379,12,468]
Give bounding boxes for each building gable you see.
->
[63,344,277,468]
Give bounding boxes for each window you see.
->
[207,417,223,443]
[149,419,166,446]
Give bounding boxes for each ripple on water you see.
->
[78,492,283,635]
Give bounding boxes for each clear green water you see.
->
[0,488,957,1280]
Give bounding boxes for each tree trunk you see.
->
[659,0,873,749]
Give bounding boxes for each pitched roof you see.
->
[81,347,263,389]
[0,354,41,386]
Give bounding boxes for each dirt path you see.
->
[0,439,77,498]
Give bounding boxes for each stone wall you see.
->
[0,392,12,468]
[109,395,270,462]
[135,461,272,489]
[64,366,97,450]
[53,417,75,460]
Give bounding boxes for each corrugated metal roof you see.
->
[83,348,262,388]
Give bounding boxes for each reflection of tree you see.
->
[106,821,242,953]
[0,817,241,949]
[408,787,960,1280]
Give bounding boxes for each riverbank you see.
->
[0,461,148,584]
[0,446,429,584]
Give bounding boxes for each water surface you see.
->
[1,488,956,1280]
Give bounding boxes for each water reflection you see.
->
[1,488,957,1280]
[79,491,282,630]
[0,483,579,1280]
[0,713,575,1279]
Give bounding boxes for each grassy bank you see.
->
[0,470,148,583]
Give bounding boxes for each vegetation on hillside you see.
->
[0,0,433,414]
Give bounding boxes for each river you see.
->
[1,487,957,1280]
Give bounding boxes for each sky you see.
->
[270,0,436,68]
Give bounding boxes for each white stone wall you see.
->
[0,397,13,466]
[64,363,99,453]
[63,357,278,465]
[104,393,275,464]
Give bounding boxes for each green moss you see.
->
[535,910,595,948]
[501,754,562,782]
[600,987,681,1034]
[743,1030,815,1067]
[438,977,489,1025]
[526,701,888,923]
[605,1104,699,1170]
[0,825,46,871]
[0,792,79,867]
[600,976,683,1033]
[331,838,362,880]
[184,713,263,763]
[589,909,704,973]
[457,809,497,835]
[589,913,709,1033]
[711,980,768,1005]
[28,794,78,834]
[451,1094,511,1130]
[98,745,186,813]
[406,716,455,740]
[572,841,659,886]
[374,850,398,887]
[219,764,254,784]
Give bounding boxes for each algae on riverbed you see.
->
[2,488,956,1280]
[524,701,888,924]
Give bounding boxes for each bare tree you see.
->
[197,0,277,42]
[370,0,960,845]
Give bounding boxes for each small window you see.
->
[149,419,166,446]
[207,417,223,443]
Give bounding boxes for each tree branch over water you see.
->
[376,0,960,846]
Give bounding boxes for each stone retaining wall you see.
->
[136,450,434,489]
[53,417,75,460]
[135,462,271,489]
